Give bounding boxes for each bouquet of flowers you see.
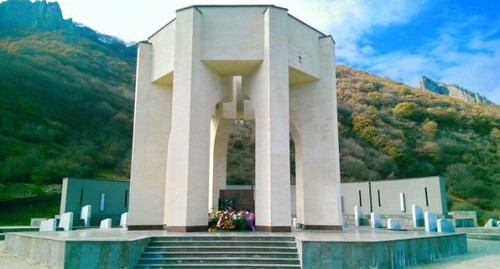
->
[208,207,255,232]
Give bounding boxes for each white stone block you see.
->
[39,219,57,231]
[484,218,498,227]
[354,206,363,227]
[412,205,424,227]
[370,212,382,228]
[80,205,92,227]
[424,211,438,232]
[437,218,455,232]
[100,218,112,229]
[58,212,73,231]
[387,218,401,230]
[120,212,128,228]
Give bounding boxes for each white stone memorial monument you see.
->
[354,206,363,227]
[437,218,455,232]
[128,5,342,232]
[370,212,382,228]
[120,212,128,228]
[412,204,424,227]
[424,211,438,232]
[39,219,57,232]
[100,218,112,229]
[484,218,498,227]
[58,212,73,231]
[80,205,91,227]
[387,218,401,230]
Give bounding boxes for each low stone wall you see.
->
[64,240,150,268]
[301,233,467,268]
[5,233,150,269]
[5,234,66,268]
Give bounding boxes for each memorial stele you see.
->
[128,5,342,232]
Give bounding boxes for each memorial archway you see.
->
[128,5,342,232]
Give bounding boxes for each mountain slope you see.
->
[336,65,499,222]
[0,0,136,183]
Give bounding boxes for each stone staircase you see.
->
[134,235,301,269]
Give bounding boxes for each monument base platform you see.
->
[298,229,467,268]
[4,228,466,268]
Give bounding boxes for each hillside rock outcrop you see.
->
[0,0,73,34]
[419,76,493,105]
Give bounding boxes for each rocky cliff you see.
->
[0,0,130,49]
[0,0,73,33]
[419,76,493,105]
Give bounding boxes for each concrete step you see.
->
[144,246,298,253]
[148,240,296,247]
[137,257,300,265]
[141,251,299,259]
[150,236,296,242]
[135,236,301,269]
[134,264,302,269]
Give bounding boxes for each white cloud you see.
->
[51,0,425,43]
[275,0,499,104]
[369,53,437,86]
[364,14,500,104]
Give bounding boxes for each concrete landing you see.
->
[3,228,467,269]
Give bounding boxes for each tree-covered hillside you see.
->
[335,65,499,222]
[0,0,136,183]
[337,66,498,181]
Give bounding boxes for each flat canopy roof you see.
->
[149,5,334,43]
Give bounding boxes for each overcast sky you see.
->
[3,0,499,103]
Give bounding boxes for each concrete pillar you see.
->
[164,8,228,232]
[289,36,342,230]
[243,7,291,232]
[128,42,172,229]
